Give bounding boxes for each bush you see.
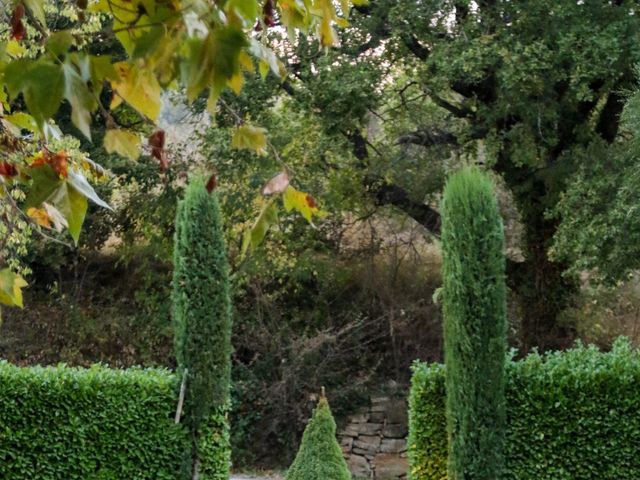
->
[286,395,352,480]
[172,176,232,478]
[408,338,640,480]
[0,362,186,480]
[440,167,507,478]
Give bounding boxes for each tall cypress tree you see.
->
[441,167,507,480]
[172,176,232,479]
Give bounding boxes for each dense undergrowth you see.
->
[0,218,443,467]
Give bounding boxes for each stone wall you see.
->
[339,396,408,479]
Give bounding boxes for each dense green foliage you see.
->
[441,168,506,479]
[408,339,640,480]
[172,176,232,478]
[0,362,186,480]
[286,396,352,480]
[271,0,640,349]
[407,362,447,480]
[552,84,640,284]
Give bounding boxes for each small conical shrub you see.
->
[286,395,352,480]
[441,167,507,479]
[172,176,232,479]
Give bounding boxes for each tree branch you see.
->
[428,91,472,118]
[369,181,441,235]
[399,34,430,61]
[397,128,458,147]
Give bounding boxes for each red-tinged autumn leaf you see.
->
[158,153,169,172]
[206,174,217,193]
[148,129,165,151]
[148,130,166,167]
[263,0,276,27]
[0,161,18,177]
[30,154,46,168]
[255,0,276,31]
[262,172,290,195]
[32,150,70,178]
[49,151,69,178]
[10,4,25,41]
[305,194,317,209]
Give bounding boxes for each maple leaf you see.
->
[104,129,141,160]
[0,268,28,309]
[283,185,325,223]
[110,61,161,121]
[231,124,268,155]
[27,207,52,228]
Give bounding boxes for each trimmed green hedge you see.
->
[408,338,640,480]
[0,362,188,480]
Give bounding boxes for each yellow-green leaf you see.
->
[104,129,141,160]
[226,0,259,24]
[242,199,278,255]
[6,40,26,57]
[4,112,38,133]
[282,185,324,223]
[0,269,28,308]
[46,31,75,57]
[111,61,161,121]
[48,182,88,245]
[24,0,46,26]
[232,124,267,155]
[63,59,97,140]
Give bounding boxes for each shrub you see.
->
[172,176,232,479]
[0,362,186,480]
[408,338,640,480]
[286,395,352,480]
[440,167,507,479]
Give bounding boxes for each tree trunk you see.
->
[506,181,576,352]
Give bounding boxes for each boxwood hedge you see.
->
[0,362,189,480]
[408,338,640,480]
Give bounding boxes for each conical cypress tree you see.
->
[286,394,352,480]
[441,167,507,480]
[172,176,232,479]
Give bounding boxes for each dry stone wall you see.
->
[339,396,408,479]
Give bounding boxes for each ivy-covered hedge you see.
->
[408,339,640,480]
[0,362,189,480]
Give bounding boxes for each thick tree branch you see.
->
[397,128,458,147]
[369,181,441,235]
[428,91,472,118]
[399,34,430,61]
[451,73,497,103]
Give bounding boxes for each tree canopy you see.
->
[0,0,364,312]
[256,0,640,349]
